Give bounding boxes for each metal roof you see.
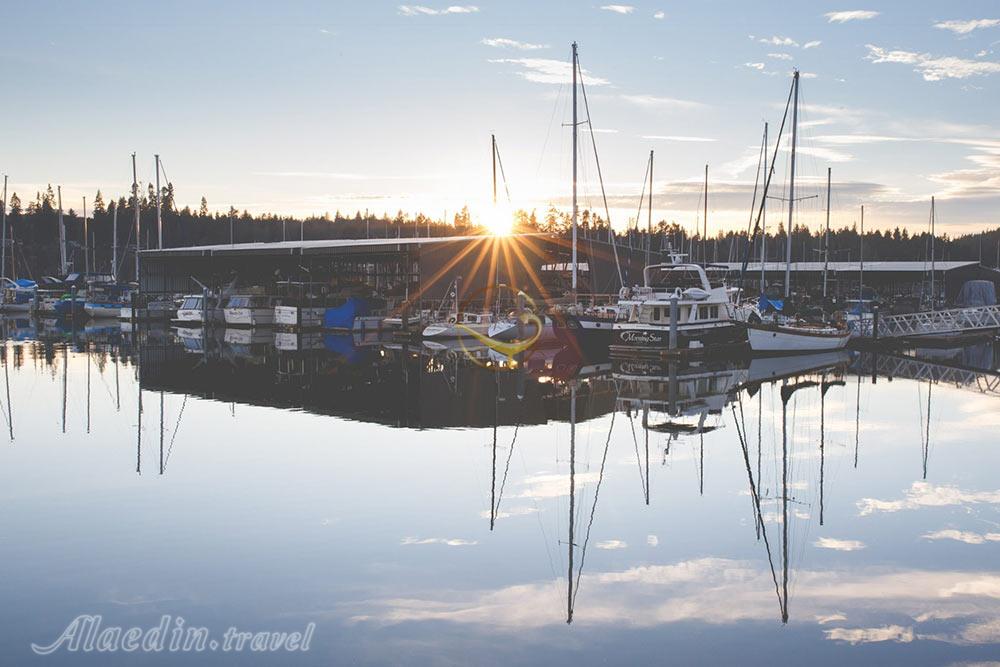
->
[717,261,977,273]
[140,233,549,257]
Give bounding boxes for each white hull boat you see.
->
[274,305,326,328]
[746,322,851,353]
[224,294,277,327]
[423,312,496,339]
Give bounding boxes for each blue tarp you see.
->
[758,294,783,313]
[323,334,364,364]
[323,297,370,330]
[14,279,36,288]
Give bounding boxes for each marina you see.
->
[3,1,1000,663]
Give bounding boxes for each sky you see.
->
[2,0,999,235]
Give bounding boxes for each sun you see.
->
[483,205,515,236]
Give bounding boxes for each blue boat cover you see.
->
[323,334,362,363]
[758,294,783,313]
[323,297,369,329]
[14,279,36,288]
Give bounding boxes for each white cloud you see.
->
[596,540,627,550]
[401,537,478,546]
[590,128,618,134]
[745,62,766,70]
[653,10,665,20]
[934,19,1000,35]
[488,58,610,85]
[814,134,909,145]
[516,472,601,499]
[865,44,1000,81]
[478,506,538,520]
[817,613,848,624]
[815,537,866,552]
[858,481,1000,516]
[768,53,794,60]
[825,10,880,23]
[600,4,634,14]
[923,529,1000,545]
[481,38,547,50]
[642,135,715,142]
[647,534,659,546]
[619,94,706,110]
[825,625,914,644]
[759,36,799,47]
[399,5,479,16]
[803,40,823,49]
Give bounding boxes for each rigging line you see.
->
[163,394,188,469]
[737,78,795,294]
[494,422,520,515]
[577,59,624,289]
[536,82,565,179]
[745,124,768,240]
[634,155,651,236]
[627,409,647,498]
[571,397,618,611]
[732,402,784,618]
[493,142,513,205]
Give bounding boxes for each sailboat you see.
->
[422,277,497,338]
[743,71,850,353]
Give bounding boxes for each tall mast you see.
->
[566,380,577,624]
[703,164,708,265]
[761,123,768,291]
[0,174,6,281]
[492,134,497,205]
[571,42,578,293]
[930,196,936,310]
[58,186,68,275]
[155,154,162,249]
[784,69,800,299]
[823,167,831,299]
[646,150,653,266]
[83,196,89,275]
[859,204,864,301]
[132,153,140,283]
[112,205,118,281]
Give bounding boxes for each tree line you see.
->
[2,184,998,281]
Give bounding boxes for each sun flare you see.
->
[483,206,515,236]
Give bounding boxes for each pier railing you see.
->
[857,304,1000,339]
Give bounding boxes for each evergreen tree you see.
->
[199,197,209,217]
[93,190,105,215]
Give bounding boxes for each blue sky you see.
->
[2,1,998,234]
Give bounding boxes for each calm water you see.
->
[1,318,999,665]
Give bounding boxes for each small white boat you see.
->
[423,312,496,339]
[176,293,225,324]
[746,318,851,353]
[224,293,277,327]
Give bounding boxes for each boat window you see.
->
[181,297,202,310]
[228,297,249,308]
[652,307,661,321]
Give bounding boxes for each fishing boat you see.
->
[273,281,329,329]
[175,293,225,324]
[33,277,70,316]
[0,278,36,312]
[613,263,742,350]
[223,291,277,327]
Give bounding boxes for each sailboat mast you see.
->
[58,186,68,275]
[155,154,163,249]
[0,174,6,281]
[823,167,831,299]
[83,197,89,275]
[930,196,936,310]
[761,123,768,290]
[132,153,140,284]
[647,150,653,266]
[784,69,800,299]
[112,205,118,281]
[492,134,497,205]
[859,205,864,301]
[571,42,578,293]
[703,164,708,265]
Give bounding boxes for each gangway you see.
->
[857,305,1000,340]
[854,352,1000,398]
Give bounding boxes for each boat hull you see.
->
[224,307,275,327]
[274,305,325,329]
[613,321,745,350]
[746,324,850,353]
[423,322,493,338]
[84,303,122,318]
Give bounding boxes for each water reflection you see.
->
[1,315,1000,664]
